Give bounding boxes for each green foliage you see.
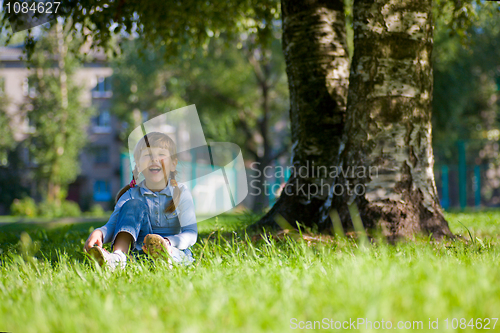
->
[1,1,281,63]
[38,200,82,219]
[0,212,500,331]
[0,93,15,166]
[109,41,169,137]
[174,36,289,149]
[111,35,289,160]
[10,197,82,218]
[36,201,60,218]
[2,0,493,63]
[86,204,107,218]
[10,197,38,218]
[62,200,82,218]
[433,2,500,165]
[21,25,95,200]
[433,0,500,45]
[0,143,31,212]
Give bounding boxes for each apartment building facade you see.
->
[0,44,124,211]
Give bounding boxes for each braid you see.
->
[115,167,140,203]
[115,183,131,203]
[165,171,181,213]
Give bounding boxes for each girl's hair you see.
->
[115,132,181,214]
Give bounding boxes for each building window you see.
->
[92,76,112,98]
[93,145,110,164]
[92,109,112,133]
[93,180,111,202]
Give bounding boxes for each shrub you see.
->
[88,204,106,217]
[10,199,83,219]
[38,200,82,218]
[11,197,84,218]
[60,200,81,217]
[37,200,62,218]
[10,197,38,217]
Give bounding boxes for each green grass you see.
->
[1,211,500,332]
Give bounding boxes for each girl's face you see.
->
[137,146,177,190]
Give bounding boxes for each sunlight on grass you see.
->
[0,211,499,332]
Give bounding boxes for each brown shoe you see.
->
[143,234,173,266]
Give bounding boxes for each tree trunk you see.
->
[47,182,61,203]
[49,21,67,205]
[250,52,272,212]
[338,0,452,240]
[254,0,350,229]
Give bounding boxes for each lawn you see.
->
[0,211,499,332]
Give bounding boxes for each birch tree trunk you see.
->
[255,0,350,229]
[48,21,68,203]
[338,0,452,240]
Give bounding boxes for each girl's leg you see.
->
[111,199,153,253]
[114,233,134,253]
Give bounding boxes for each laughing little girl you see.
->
[84,132,197,269]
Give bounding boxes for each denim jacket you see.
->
[97,180,198,250]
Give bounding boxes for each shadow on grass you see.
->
[4,209,496,267]
[0,211,264,265]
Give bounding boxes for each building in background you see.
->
[0,44,123,211]
[1,44,260,215]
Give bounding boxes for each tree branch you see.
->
[246,50,267,87]
[269,144,289,162]
[193,83,243,109]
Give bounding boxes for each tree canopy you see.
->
[21,24,95,202]
[2,0,499,236]
[2,0,280,61]
[433,2,500,165]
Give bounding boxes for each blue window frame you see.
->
[94,180,112,202]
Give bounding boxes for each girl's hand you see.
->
[84,229,104,252]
